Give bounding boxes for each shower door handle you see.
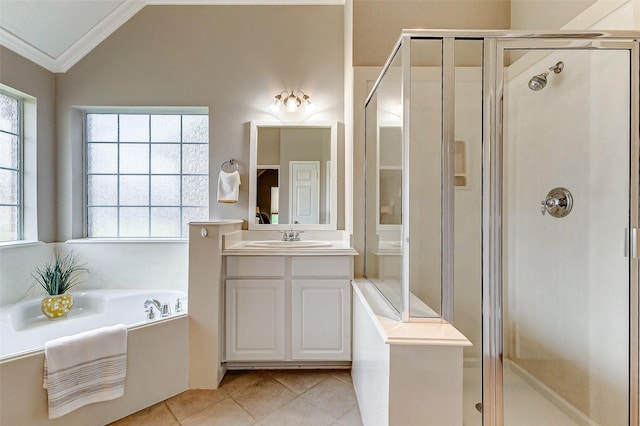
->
[626,228,640,259]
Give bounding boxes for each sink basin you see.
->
[246,240,332,248]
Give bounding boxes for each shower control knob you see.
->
[541,187,573,218]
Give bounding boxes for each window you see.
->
[0,91,22,242]
[86,112,209,238]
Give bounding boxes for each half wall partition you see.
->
[364,30,639,426]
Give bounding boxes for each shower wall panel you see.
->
[504,49,630,425]
[453,68,483,360]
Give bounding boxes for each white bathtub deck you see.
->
[0,289,187,360]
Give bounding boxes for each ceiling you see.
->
[0,0,343,73]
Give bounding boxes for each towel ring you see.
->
[220,159,239,173]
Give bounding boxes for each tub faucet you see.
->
[144,299,161,320]
[144,298,162,310]
[144,298,171,319]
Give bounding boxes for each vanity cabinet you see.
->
[291,279,350,360]
[226,279,285,360]
[224,255,352,363]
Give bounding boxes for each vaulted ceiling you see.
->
[0,0,343,73]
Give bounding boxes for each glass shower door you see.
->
[498,45,633,425]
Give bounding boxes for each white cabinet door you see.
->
[291,279,351,360]
[225,279,285,361]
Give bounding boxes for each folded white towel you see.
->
[43,324,127,419]
[217,170,241,203]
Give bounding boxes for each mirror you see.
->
[249,121,337,230]
[378,123,402,227]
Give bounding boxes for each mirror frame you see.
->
[248,120,338,230]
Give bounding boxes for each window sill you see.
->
[0,240,45,250]
[65,238,188,244]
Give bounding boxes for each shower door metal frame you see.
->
[483,34,640,426]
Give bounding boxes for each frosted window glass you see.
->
[87,114,117,142]
[182,175,208,206]
[0,206,18,241]
[0,94,18,134]
[151,207,181,237]
[88,175,117,205]
[151,115,180,142]
[0,133,18,169]
[87,143,118,174]
[120,114,149,142]
[88,207,118,237]
[120,144,149,174]
[151,144,180,174]
[0,169,18,204]
[182,115,208,142]
[85,112,208,238]
[120,175,150,205]
[120,207,149,237]
[151,175,180,205]
[183,144,208,174]
[181,207,208,236]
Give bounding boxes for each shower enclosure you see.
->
[363,30,639,425]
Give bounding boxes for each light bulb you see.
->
[269,95,282,112]
[302,94,315,112]
[285,93,299,112]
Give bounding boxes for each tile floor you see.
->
[109,369,363,426]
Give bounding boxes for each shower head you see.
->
[528,73,548,91]
[528,61,564,91]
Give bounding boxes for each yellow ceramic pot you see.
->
[41,293,74,319]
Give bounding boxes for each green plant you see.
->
[32,252,86,296]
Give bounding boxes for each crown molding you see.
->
[0,27,58,72]
[55,0,146,73]
[0,0,344,74]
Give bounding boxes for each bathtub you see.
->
[0,289,189,426]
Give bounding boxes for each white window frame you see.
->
[84,108,209,238]
[0,90,23,242]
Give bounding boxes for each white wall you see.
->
[505,48,629,425]
[55,5,345,240]
[511,0,597,29]
[0,241,188,306]
[0,243,54,305]
[65,241,189,292]
[0,47,57,242]
[591,0,640,29]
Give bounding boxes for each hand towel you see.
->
[217,170,241,203]
[43,323,127,419]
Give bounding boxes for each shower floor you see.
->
[463,361,585,426]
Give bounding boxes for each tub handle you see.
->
[175,298,184,313]
[146,307,156,320]
[161,303,171,317]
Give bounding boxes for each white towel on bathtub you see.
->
[43,323,127,419]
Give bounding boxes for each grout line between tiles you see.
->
[163,400,182,425]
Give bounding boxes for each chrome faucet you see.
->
[144,298,171,320]
[281,230,302,241]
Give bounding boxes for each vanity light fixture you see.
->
[269,90,314,113]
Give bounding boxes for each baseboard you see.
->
[225,361,351,370]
